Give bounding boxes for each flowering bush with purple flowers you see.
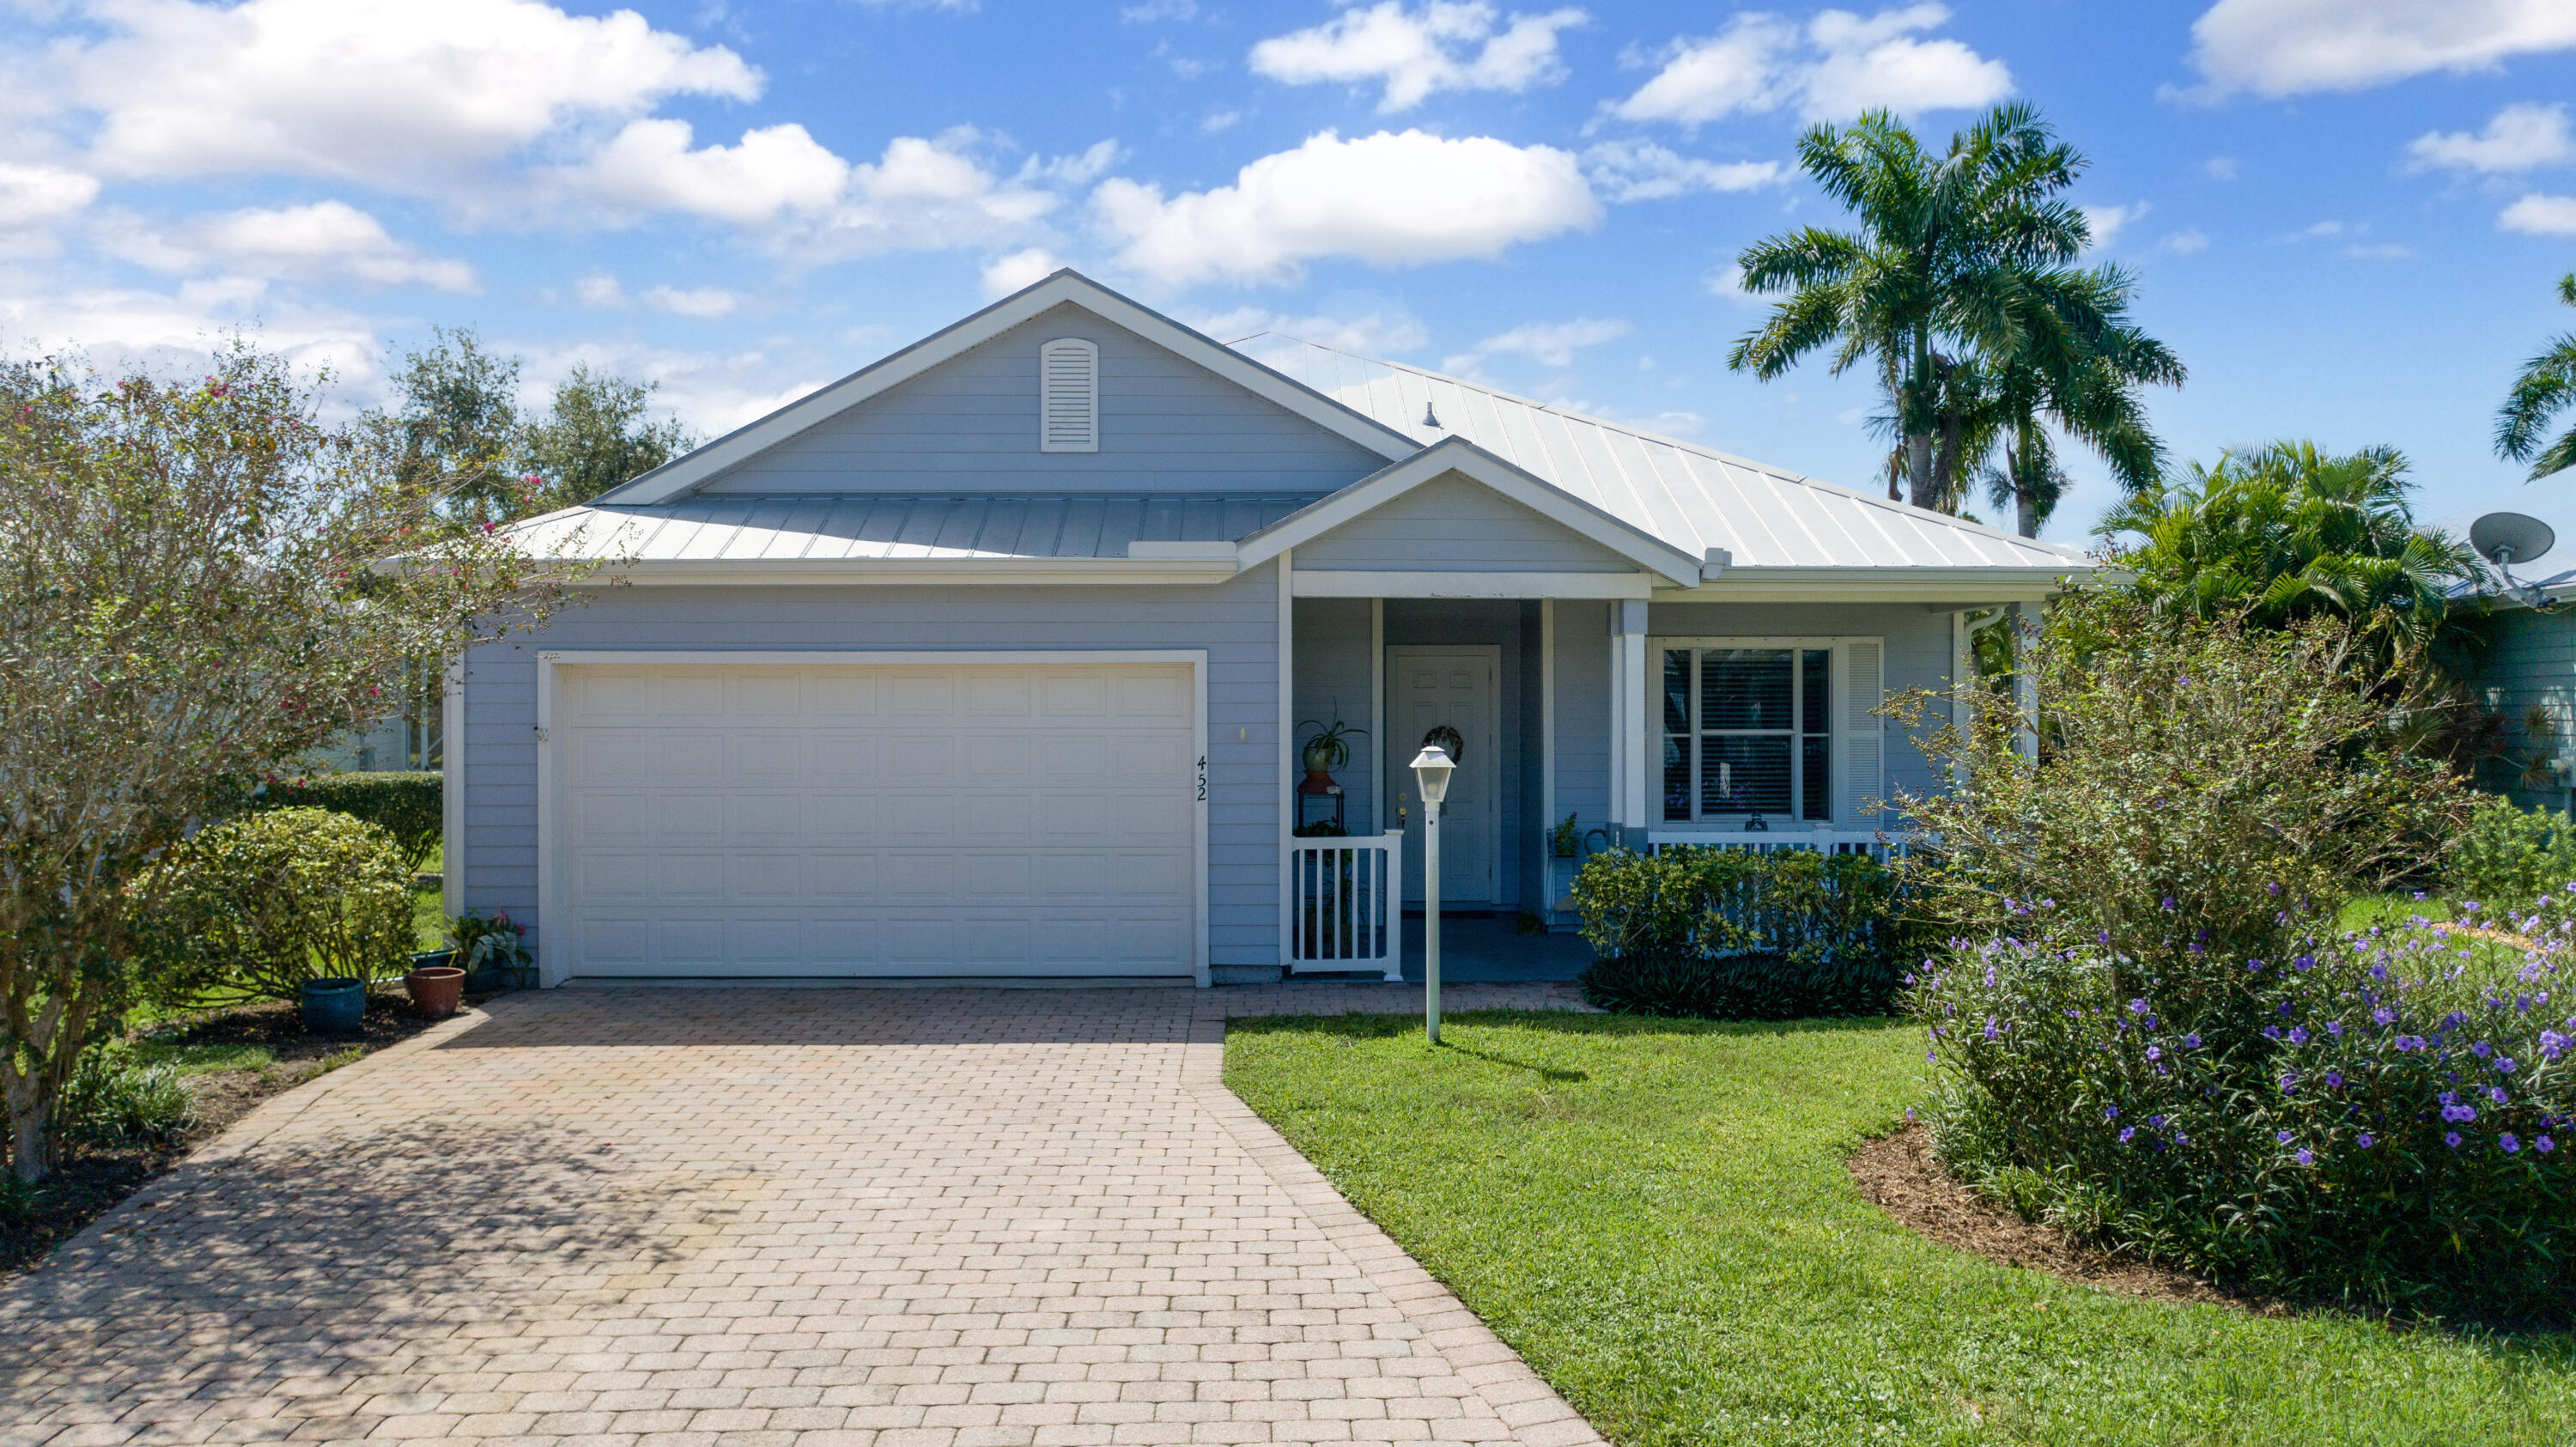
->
[1915,908,2576,1314]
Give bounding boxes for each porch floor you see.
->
[1289,913,1596,984]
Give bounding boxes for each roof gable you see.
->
[598,271,1419,506]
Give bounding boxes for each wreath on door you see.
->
[1420,724,1464,766]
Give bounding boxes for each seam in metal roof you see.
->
[504,492,1324,562]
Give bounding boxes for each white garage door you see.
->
[550,660,1198,978]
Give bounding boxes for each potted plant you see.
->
[299,976,366,1035]
[1550,812,1582,859]
[1295,713,1367,781]
[404,957,466,1018]
[447,909,535,993]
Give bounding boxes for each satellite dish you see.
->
[2471,511,2556,567]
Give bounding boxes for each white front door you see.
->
[1386,645,1500,906]
[550,660,1198,979]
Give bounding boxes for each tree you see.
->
[1972,265,2182,536]
[2096,441,2481,660]
[1728,103,2178,518]
[2496,271,2576,480]
[386,326,524,525]
[0,344,586,1180]
[518,364,695,513]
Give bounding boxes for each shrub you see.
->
[253,771,442,873]
[1571,847,1907,1018]
[2449,793,2576,908]
[56,1038,191,1148]
[1916,907,2576,1316]
[132,807,415,1006]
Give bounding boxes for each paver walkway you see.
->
[0,983,1603,1446]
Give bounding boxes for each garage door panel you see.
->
[555,661,1195,978]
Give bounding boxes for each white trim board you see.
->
[531,648,1212,988]
[592,557,1240,587]
[593,270,1418,505]
[1291,570,1653,599]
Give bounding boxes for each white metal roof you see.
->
[1237,333,2092,573]
[507,492,1317,563]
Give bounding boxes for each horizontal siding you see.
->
[698,303,1388,496]
[459,563,1292,969]
[1291,598,1378,837]
[1292,472,1636,574]
[2475,608,2576,811]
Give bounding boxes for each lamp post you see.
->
[1408,743,1455,1043]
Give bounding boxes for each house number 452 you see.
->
[1196,755,1208,801]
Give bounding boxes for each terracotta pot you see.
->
[405,965,466,1019]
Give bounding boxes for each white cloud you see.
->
[1704,263,1761,304]
[1612,4,2008,126]
[641,285,739,319]
[58,0,758,186]
[786,131,1070,259]
[1249,2,1589,113]
[1121,0,1197,20]
[0,163,101,229]
[981,246,1060,298]
[2185,0,2576,100]
[1188,305,1431,358]
[1581,140,1779,201]
[2202,155,2239,180]
[574,119,850,224]
[197,201,477,291]
[2081,201,2149,250]
[1443,316,1628,371]
[2406,102,2575,174]
[574,272,627,308]
[2159,228,2210,255]
[2502,192,2576,236]
[0,271,381,387]
[1092,129,1598,286]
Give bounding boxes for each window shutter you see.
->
[1039,337,1099,453]
[1836,639,1884,828]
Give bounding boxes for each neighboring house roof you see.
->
[516,268,2093,593]
[1239,332,2089,575]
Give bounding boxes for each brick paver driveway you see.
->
[1,984,1603,1447]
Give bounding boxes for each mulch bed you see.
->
[1848,1123,2275,1313]
[0,990,459,1283]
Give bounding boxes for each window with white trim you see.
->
[1655,637,1882,827]
[1039,337,1099,453]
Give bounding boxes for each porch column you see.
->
[1277,550,1295,965]
[2012,599,2041,765]
[1613,599,1649,836]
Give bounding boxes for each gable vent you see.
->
[1039,337,1099,453]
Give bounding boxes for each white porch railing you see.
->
[1285,830,1403,979]
[1643,828,1907,862]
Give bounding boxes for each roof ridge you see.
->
[1235,332,2089,562]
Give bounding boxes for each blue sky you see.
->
[3,0,2574,542]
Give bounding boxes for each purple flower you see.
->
[2129,999,2148,1013]
[2281,1074,2299,1095]
[2264,1025,2283,1040]
[2502,1134,2524,1154]
[2183,1033,2202,1049]
[2374,1007,2397,1027]
[2160,897,2177,912]
[2149,1115,2166,1128]
[2446,1132,2464,1148]
[2296,1149,2314,1166]
[1984,1019,2000,1041]
[2098,931,2111,945]
[2147,1045,2164,1061]
[2119,1127,2136,1144]
[2325,1071,2344,1088]
[2443,1103,2479,1123]
[2288,1026,2309,1044]
[2499,1057,2518,1073]
[2542,1136,2559,1153]
[2491,1086,2511,1105]
[2358,1132,2376,1148]
[2325,1021,2344,1037]
[2294,954,2316,972]
[2276,1129,2294,1144]
[2473,1041,2494,1059]
[2105,1106,2120,1120]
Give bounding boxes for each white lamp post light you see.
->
[1408,742,1456,1044]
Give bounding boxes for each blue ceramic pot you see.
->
[300,977,366,1035]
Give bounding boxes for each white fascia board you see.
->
[589,556,1239,587]
[1658,565,2095,603]
[1239,437,1703,587]
[595,270,1418,506]
[1292,570,1652,599]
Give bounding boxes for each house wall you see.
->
[696,303,1390,496]
[458,562,1292,968]
[1384,599,1527,909]
[2476,605,2576,812]
[1291,597,1377,837]
[1291,473,1636,573]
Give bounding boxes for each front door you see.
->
[1386,645,1500,906]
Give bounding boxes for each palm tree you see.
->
[2498,272,2576,479]
[2097,441,2480,652]
[1728,102,2172,515]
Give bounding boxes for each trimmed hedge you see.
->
[1570,847,1910,1019]
[254,770,441,872]
[131,807,416,1007]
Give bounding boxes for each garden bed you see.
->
[0,991,450,1281]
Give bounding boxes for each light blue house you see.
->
[459,271,2091,986]
[2452,484,2576,811]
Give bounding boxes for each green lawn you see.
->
[1225,1011,2576,1447]
[412,880,446,951]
